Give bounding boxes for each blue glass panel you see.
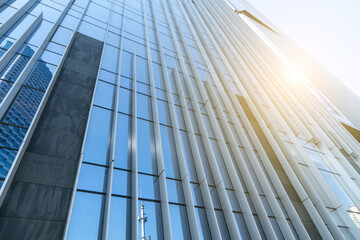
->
[122,38,146,58]
[305,148,329,170]
[77,163,107,193]
[108,197,131,240]
[112,169,131,196]
[101,44,119,73]
[0,54,31,82]
[138,201,164,240]
[137,119,157,174]
[0,124,26,149]
[93,81,115,109]
[233,213,251,240]
[99,69,117,84]
[157,100,171,125]
[215,210,231,240]
[209,187,221,209]
[0,80,13,103]
[0,148,17,178]
[137,93,152,120]
[67,192,104,240]
[118,87,131,114]
[138,173,160,201]
[169,204,191,240]
[114,113,130,169]
[0,37,15,51]
[191,183,204,207]
[136,56,149,85]
[320,171,354,211]
[3,87,44,127]
[23,61,56,90]
[180,130,198,182]
[195,207,212,240]
[160,125,180,179]
[166,179,185,204]
[120,51,133,78]
[124,17,145,39]
[25,21,53,47]
[83,107,111,165]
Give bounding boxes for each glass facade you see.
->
[0,0,359,239]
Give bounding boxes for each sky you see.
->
[229,0,360,97]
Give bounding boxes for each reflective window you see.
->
[195,207,212,240]
[112,169,131,196]
[93,81,115,109]
[3,87,44,127]
[101,44,119,73]
[0,148,17,179]
[23,61,56,90]
[233,213,251,240]
[166,179,185,204]
[169,204,191,239]
[215,210,231,240]
[138,173,160,201]
[161,125,180,179]
[137,119,157,174]
[109,197,131,239]
[67,192,104,240]
[83,107,111,165]
[0,124,26,149]
[136,56,149,85]
[114,113,130,169]
[77,163,107,193]
[138,201,164,240]
[137,93,152,120]
[118,87,131,114]
[0,54,31,83]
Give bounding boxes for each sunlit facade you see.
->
[0,0,359,239]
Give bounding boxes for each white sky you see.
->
[230,0,360,97]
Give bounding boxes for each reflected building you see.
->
[0,0,359,240]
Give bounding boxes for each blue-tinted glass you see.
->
[23,61,55,90]
[83,107,111,165]
[215,210,231,240]
[320,171,354,211]
[0,54,31,82]
[305,148,329,170]
[99,69,117,84]
[136,56,149,84]
[227,190,241,212]
[195,207,212,240]
[25,21,53,47]
[67,192,104,240]
[122,38,146,58]
[124,17,145,39]
[108,197,131,240]
[3,87,44,127]
[137,119,157,174]
[112,169,131,196]
[114,113,130,169]
[120,51,133,78]
[0,80,13,102]
[160,125,180,179]
[233,213,251,240]
[137,93,152,120]
[77,163,107,193]
[191,183,204,207]
[78,21,106,42]
[40,50,62,66]
[166,179,185,204]
[138,201,164,240]
[157,100,171,125]
[86,2,110,23]
[180,130,198,182]
[138,173,160,201]
[0,37,15,51]
[93,81,115,109]
[101,44,119,73]
[169,204,191,240]
[209,187,221,209]
[0,124,26,149]
[118,87,131,114]
[0,148,17,178]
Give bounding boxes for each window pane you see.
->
[138,201,164,240]
[114,113,131,169]
[83,107,111,165]
[109,197,131,240]
[67,192,104,240]
[137,119,157,174]
[169,204,191,240]
[77,163,106,193]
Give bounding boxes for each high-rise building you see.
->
[0,0,359,239]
